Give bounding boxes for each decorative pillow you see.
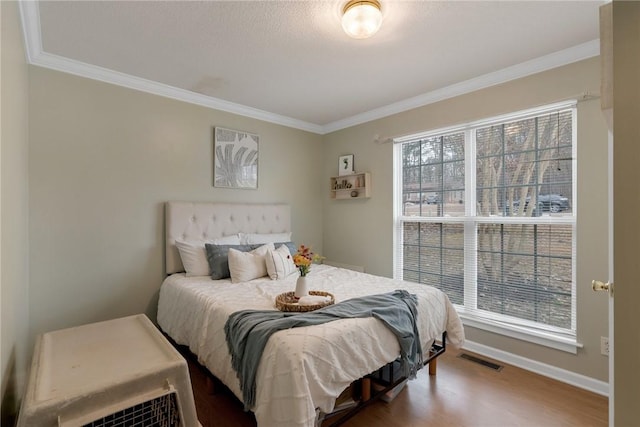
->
[265,244,297,280]
[228,243,274,283]
[214,234,242,245]
[176,235,241,276]
[205,243,255,280]
[273,241,297,256]
[239,232,292,245]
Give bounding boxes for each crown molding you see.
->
[18,2,324,135]
[19,0,42,63]
[322,39,600,133]
[20,1,599,136]
[31,52,326,134]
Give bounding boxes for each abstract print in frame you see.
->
[214,127,259,189]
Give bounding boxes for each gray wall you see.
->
[322,57,609,381]
[1,1,31,424]
[28,67,324,340]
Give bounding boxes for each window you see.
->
[394,101,577,351]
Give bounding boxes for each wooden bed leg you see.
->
[428,354,437,376]
[361,378,371,401]
[206,376,216,395]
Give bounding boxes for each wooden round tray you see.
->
[275,291,335,312]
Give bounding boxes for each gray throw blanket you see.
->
[224,289,423,410]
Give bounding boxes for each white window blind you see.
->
[394,102,577,348]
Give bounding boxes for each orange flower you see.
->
[293,245,320,276]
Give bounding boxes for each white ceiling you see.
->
[22,1,602,134]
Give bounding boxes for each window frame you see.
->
[393,101,579,353]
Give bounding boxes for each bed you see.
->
[157,202,465,427]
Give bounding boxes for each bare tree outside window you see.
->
[397,106,575,332]
[475,112,573,328]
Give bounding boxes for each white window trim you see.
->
[393,101,579,353]
[457,308,582,354]
[393,100,578,144]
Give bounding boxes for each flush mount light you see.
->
[341,0,382,39]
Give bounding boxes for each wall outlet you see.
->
[601,336,609,356]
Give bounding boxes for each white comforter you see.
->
[157,265,464,427]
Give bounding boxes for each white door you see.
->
[593,128,614,424]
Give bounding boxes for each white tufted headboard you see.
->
[165,201,291,275]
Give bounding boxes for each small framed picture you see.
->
[338,154,354,176]
[214,127,259,189]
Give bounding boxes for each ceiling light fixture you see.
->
[341,0,382,39]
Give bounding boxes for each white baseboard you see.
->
[462,340,609,397]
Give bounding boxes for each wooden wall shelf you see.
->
[330,172,371,200]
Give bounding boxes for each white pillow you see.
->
[176,234,241,276]
[215,234,242,245]
[228,243,274,283]
[265,244,297,280]
[239,232,292,245]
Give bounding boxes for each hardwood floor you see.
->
[184,348,607,427]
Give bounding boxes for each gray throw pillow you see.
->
[205,244,254,280]
[273,241,297,255]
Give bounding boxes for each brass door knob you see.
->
[592,280,613,295]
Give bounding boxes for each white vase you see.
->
[295,275,309,298]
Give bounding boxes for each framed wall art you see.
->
[338,154,354,176]
[214,127,259,189]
